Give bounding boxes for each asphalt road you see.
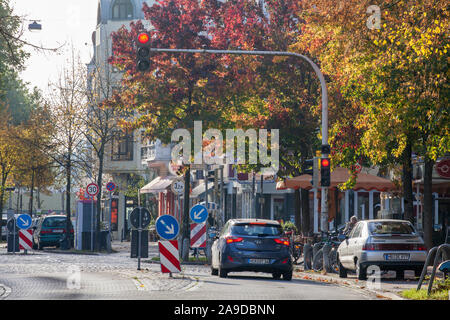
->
[0,242,377,300]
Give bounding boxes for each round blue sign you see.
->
[155,215,180,240]
[16,214,32,230]
[189,204,209,224]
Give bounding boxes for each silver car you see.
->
[337,219,427,280]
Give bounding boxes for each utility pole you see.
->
[135,37,330,226]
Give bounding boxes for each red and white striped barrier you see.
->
[190,223,206,248]
[158,240,181,273]
[19,229,33,250]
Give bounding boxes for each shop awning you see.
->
[277,167,396,192]
[190,182,215,198]
[140,176,178,194]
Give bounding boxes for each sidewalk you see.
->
[293,265,423,300]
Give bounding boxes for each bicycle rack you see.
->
[417,243,450,295]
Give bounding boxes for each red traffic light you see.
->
[321,158,330,167]
[137,33,150,45]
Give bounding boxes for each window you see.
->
[368,221,415,235]
[111,130,134,161]
[231,223,283,236]
[112,0,134,20]
[350,222,363,238]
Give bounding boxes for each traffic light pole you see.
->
[145,46,329,229]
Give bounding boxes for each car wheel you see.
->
[218,255,227,278]
[338,258,347,278]
[356,261,367,280]
[414,268,423,278]
[272,272,281,280]
[395,270,405,280]
[283,271,292,281]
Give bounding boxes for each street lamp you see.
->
[28,20,42,31]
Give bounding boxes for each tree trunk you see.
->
[96,151,104,251]
[29,168,35,217]
[423,157,434,250]
[65,160,72,249]
[402,142,414,223]
[300,188,310,236]
[294,189,301,233]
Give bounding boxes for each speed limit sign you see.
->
[86,183,99,197]
[171,180,185,195]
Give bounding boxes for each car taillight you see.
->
[226,236,243,244]
[274,238,290,246]
[362,243,377,251]
[363,243,428,251]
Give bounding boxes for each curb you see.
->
[294,270,405,300]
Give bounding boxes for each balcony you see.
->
[141,140,172,167]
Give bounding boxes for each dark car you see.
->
[32,215,74,250]
[211,219,293,280]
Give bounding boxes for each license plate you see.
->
[248,259,270,264]
[52,229,64,233]
[384,253,410,261]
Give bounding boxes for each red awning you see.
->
[277,167,396,192]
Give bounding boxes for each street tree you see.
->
[296,0,449,248]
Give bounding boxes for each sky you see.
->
[11,0,99,94]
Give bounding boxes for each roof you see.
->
[140,176,178,194]
[229,219,281,225]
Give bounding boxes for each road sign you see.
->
[106,181,116,192]
[16,214,32,230]
[7,218,18,233]
[155,215,179,240]
[159,240,181,273]
[436,159,450,178]
[19,229,33,250]
[129,208,151,229]
[86,183,99,197]
[190,223,206,248]
[189,204,208,224]
[171,180,185,195]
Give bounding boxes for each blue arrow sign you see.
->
[16,214,32,230]
[155,215,179,240]
[189,204,209,224]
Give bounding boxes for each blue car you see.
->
[32,215,74,250]
[211,219,293,280]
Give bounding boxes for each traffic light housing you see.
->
[136,32,151,72]
[303,157,319,189]
[320,158,331,187]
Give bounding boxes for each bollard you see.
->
[322,243,332,273]
[303,243,313,270]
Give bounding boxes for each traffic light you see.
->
[136,32,151,72]
[320,158,331,187]
[303,157,319,189]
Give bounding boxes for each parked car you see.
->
[32,215,74,250]
[211,219,293,280]
[337,219,427,280]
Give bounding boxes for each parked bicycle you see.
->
[312,230,343,272]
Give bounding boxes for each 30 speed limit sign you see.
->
[171,180,185,195]
[86,183,99,197]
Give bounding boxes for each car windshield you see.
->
[368,221,415,235]
[231,223,283,236]
[42,217,67,228]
